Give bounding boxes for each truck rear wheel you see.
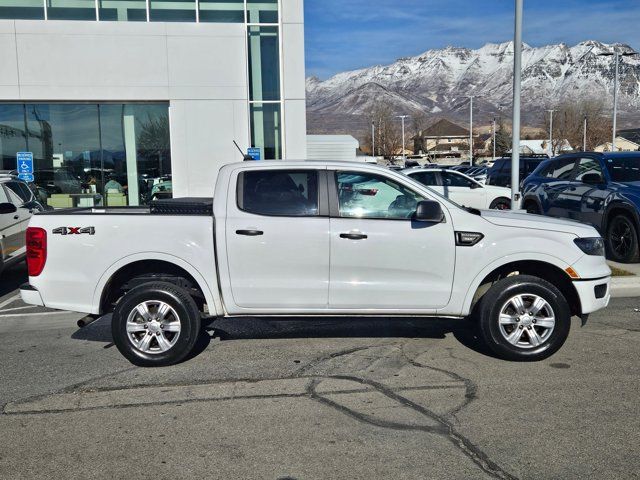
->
[477,275,571,361]
[112,282,201,367]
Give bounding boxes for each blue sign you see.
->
[247,147,261,161]
[16,152,34,182]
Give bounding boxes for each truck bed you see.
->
[37,198,214,216]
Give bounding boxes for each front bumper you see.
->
[573,277,611,315]
[19,283,44,307]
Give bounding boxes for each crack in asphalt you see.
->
[308,375,518,480]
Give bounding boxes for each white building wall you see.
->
[281,0,307,160]
[0,4,308,196]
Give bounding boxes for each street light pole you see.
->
[598,50,639,152]
[371,121,376,157]
[612,52,619,152]
[583,115,587,152]
[547,109,555,157]
[467,96,474,166]
[396,115,409,160]
[510,0,523,210]
[492,117,497,160]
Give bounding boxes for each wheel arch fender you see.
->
[522,194,543,213]
[603,200,640,234]
[461,253,579,317]
[91,252,223,317]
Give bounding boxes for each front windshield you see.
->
[606,157,640,182]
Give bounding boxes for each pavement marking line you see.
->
[0,306,37,314]
[0,311,72,318]
[0,294,20,310]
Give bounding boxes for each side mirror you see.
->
[582,173,604,185]
[0,202,17,215]
[414,200,444,223]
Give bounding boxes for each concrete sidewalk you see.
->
[608,261,640,298]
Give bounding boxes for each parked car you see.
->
[21,161,610,366]
[523,152,640,263]
[0,175,44,275]
[403,168,513,210]
[486,154,549,188]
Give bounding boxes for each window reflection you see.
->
[47,0,97,20]
[250,103,281,160]
[98,0,147,21]
[0,0,44,19]
[246,0,278,23]
[199,0,244,23]
[0,103,171,209]
[149,0,196,22]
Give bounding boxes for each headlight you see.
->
[574,237,605,256]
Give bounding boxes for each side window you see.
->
[410,171,439,186]
[6,182,31,203]
[492,160,505,173]
[5,187,23,206]
[0,186,9,204]
[442,171,474,188]
[547,158,576,180]
[238,170,319,217]
[574,158,604,181]
[336,171,424,220]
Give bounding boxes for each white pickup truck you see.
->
[21,161,611,367]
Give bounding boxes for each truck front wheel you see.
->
[478,275,571,361]
[112,282,201,367]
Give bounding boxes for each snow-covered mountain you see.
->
[306,41,640,134]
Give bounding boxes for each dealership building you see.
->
[0,0,307,207]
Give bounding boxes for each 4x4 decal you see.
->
[52,227,95,236]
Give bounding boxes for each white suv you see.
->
[404,168,513,210]
[0,175,42,274]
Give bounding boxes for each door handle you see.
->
[236,229,264,236]
[340,232,368,240]
[13,215,19,220]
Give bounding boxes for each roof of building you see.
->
[618,129,640,145]
[417,119,470,139]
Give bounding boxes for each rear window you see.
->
[238,170,319,217]
[606,157,640,182]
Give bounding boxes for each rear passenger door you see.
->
[571,156,609,228]
[224,167,330,310]
[542,157,578,218]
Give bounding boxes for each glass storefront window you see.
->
[46,0,97,20]
[1,103,171,209]
[98,0,147,21]
[250,103,281,160]
[248,26,281,102]
[199,0,243,23]
[246,0,277,23]
[0,104,27,171]
[0,1,45,19]
[149,0,195,22]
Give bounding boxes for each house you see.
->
[595,135,640,153]
[508,139,572,156]
[413,119,474,160]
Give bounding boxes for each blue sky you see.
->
[304,0,640,79]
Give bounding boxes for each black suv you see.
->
[486,154,549,188]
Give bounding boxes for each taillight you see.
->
[26,227,47,276]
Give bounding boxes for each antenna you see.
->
[233,141,254,161]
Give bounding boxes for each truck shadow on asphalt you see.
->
[0,263,27,298]
[72,315,497,359]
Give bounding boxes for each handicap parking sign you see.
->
[247,148,261,161]
[16,152,34,182]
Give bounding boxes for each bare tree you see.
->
[363,101,403,160]
[544,100,612,153]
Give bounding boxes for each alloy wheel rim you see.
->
[126,300,181,354]
[498,294,556,349]
[610,219,633,257]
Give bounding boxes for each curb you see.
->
[610,276,640,298]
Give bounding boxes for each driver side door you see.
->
[328,170,455,311]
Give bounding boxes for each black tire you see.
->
[606,214,640,263]
[112,282,201,367]
[477,275,571,361]
[489,197,511,210]
[524,200,540,215]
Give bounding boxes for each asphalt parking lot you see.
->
[0,262,639,480]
